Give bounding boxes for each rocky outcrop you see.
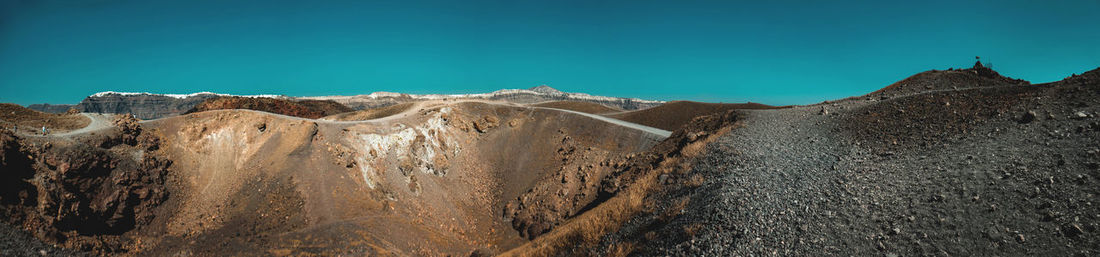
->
[0,122,171,255]
[25,103,75,114]
[77,93,220,120]
[25,92,225,120]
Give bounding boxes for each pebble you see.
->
[1073,111,1089,120]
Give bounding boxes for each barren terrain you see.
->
[531,101,622,114]
[2,63,1099,256]
[0,104,91,134]
[605,101,778,131]
[1,99,667,256]
[584,65,1100,256]
[184,96,353,119]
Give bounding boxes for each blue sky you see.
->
[1,0,1098,105]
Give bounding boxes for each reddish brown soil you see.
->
[185,97,352,119]
[0,104,89,133]
[531,101,622,114]
[296,99,356,116]
[606,101,776,130]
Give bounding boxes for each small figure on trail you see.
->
[41,126,47,135]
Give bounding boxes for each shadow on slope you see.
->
[531,101,622,114]
[605,101,776,131]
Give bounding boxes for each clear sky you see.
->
[1,0,1098,105]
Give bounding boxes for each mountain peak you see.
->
[528,85,563,94]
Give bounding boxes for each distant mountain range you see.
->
[26,86,664,120]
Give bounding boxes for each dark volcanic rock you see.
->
[78,93,221,120]
[1020,110,1037,123]
[27,92,225,119]
[0,126,171,255]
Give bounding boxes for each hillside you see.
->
[3,65,1098,256]
[0,103,90,133]
[531,101,622,114]
[27,86,663,119]
[298,85,664,110]
[323,102,416,121]
[868,61,1030,99]
[0,99,668,255]
[569,66,1100,256]
[605,101,778,131]
[184,96,352,119]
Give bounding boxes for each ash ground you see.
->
[603,70,1100,256]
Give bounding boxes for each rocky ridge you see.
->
[28,86,662,120]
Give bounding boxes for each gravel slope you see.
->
[603,73,1100,256]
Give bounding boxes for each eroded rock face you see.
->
[79,93,220,120]
[503,131,627,239]
[0,123,170,254]
[0,131,36,207]
[499,109,741,244]
[6,101,666,255]
[349,107,458,189]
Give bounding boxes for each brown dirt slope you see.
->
[324,102,414,121]
[2,100,665,256]
[502,109,742,256]
[606,101,776,130]
[184,97,352,119]
[0,103,89,133]
[531,101,622,114]
[297,99,355,116]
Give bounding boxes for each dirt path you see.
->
[533,106,672,137]
[50,113,114,137]
[14,113,115,138]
